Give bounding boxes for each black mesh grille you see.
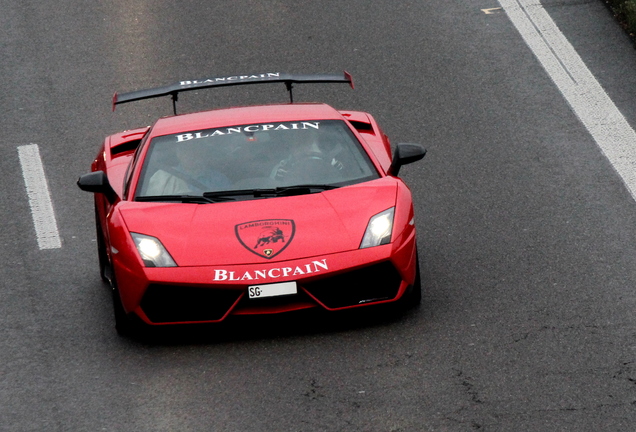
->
[303,261,402,309]
[140,284,242,323]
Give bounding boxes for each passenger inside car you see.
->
[143,141,231,196]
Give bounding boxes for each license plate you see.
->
[248,281,297,299]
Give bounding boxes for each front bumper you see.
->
[114,234,417,325]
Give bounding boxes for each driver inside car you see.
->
[271,129,343,185]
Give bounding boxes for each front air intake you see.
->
[303,261,401,309]
[140,284,242,323]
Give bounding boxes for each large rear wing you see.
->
[112,71,354,114]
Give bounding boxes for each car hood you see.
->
[118,178,398,266]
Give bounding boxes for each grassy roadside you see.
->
[604,0,636,39]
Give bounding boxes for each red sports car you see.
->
[78,72,426,335]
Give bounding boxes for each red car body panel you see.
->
[83,100,422,328]
[119,178,398,266]
[340,110,393,173]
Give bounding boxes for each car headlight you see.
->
[131,233,177,267]
[360,207,395,249]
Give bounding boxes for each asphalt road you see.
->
[2,0,636,430]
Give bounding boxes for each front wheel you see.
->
[112,281,132,336]
[95,207,111,283]
[110,274,145,337]
[398,249,422,310]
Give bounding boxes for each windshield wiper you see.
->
[136,194,233,203]
[275,184,339,194]
[203,189,271,199]
[203,184,340,199]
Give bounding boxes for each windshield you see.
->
[135,120,379,200]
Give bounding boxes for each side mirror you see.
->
[77,171,118,204]
[388,143,426,176]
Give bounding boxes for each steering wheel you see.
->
[284,152,340,183]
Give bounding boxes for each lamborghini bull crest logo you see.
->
[235,219,295,259]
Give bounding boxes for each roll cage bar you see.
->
[112,71,354,115]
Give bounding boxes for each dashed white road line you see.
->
[17,144,62,250]
[499,0,636,200]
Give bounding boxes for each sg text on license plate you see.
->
[248,281,297,299]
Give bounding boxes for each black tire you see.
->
[399,249,422,311]
[95,206,111,283]
[110,274,144,337]
[112,281,131,336]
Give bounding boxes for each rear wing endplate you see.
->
[112,71,354,115]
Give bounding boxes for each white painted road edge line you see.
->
[499,0,636,201]
[17,144,62,250]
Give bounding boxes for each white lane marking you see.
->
[499,0,636,200]
[17,144,62,250]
